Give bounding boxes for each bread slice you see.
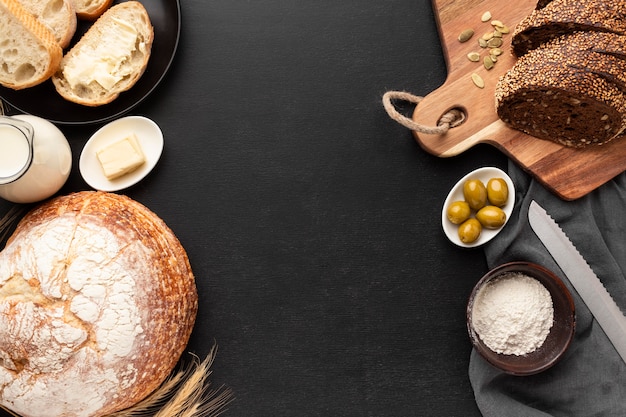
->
[51,1,153,106]
[18,0,77,48]
[72,0,113,20]
[511,0,626,57]
[496,42,626,147]
[0,0,62,90]
[545,33,626,91]
[583,32,626,60]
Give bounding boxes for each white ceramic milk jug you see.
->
[0,115,72,204]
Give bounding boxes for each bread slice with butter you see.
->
[96,133,146,180]
[51,1,153,106]
[0,0,63,90]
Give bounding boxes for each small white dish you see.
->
[79,116,164,192]
[441,167,515,248]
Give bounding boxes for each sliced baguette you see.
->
[51,1,153,106]
[0,0,63,90]
[18,0,77,48]
[72,0,113,20]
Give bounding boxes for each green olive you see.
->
[476,205,506,229]
[487,178,509,207]
[463,179,487,210]
[458,218,482,243]
[447,200,471,224]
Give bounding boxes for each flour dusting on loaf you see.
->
[0,191,198,417]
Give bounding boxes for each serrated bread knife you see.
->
[528,200,626,363]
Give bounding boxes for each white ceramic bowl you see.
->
[441,167,515,248]
[79,116,164,192]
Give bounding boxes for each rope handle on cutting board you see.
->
[382,91,465,134]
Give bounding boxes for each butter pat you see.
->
[96,134,146,180]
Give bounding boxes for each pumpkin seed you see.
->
[491,20,503,27]
[471,73,485,88]
[492,30,503,38]
[467,51,480,62]
[483,56,495,70]
[487,37,503,48]
[491,47,503,56]
[478,38,488,48]
[489,54,498,62]
[458,28,474,42]
[495,24,510,34]
[481,11,492,22]
[482,32,494,40]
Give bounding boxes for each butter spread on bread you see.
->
[52,1,154,106]
[0,192,198,417]
[0,0,62,90]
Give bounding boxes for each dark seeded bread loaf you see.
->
[511,0,626,57]
[584,32,626,59]
[538,33,626,89]
[496,40,626,147]
[524,31,626,59]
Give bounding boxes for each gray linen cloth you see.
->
[470,160,626,416]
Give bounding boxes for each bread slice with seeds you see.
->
[0,0,63,90]
[511,0,626,57]
[538,32,626,89]
[496,39,626,147]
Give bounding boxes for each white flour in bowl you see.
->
[471,272,554,356]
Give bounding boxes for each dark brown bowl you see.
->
[467,261,576,376]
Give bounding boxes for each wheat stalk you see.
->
[0,205,26,246]
[109,345,234,417]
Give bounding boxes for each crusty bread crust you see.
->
[18,0,77,48]
[73,0,114,20]
[0,192,198,417]
[0,0,62,90]
[52,1,154,106]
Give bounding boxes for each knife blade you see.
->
[528,200,626,363]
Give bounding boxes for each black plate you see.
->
[0,0,181,125]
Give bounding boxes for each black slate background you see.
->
[0,0,507,415]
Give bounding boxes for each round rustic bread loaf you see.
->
[0,191,198,417]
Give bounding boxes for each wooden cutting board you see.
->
[412,0,626,200]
